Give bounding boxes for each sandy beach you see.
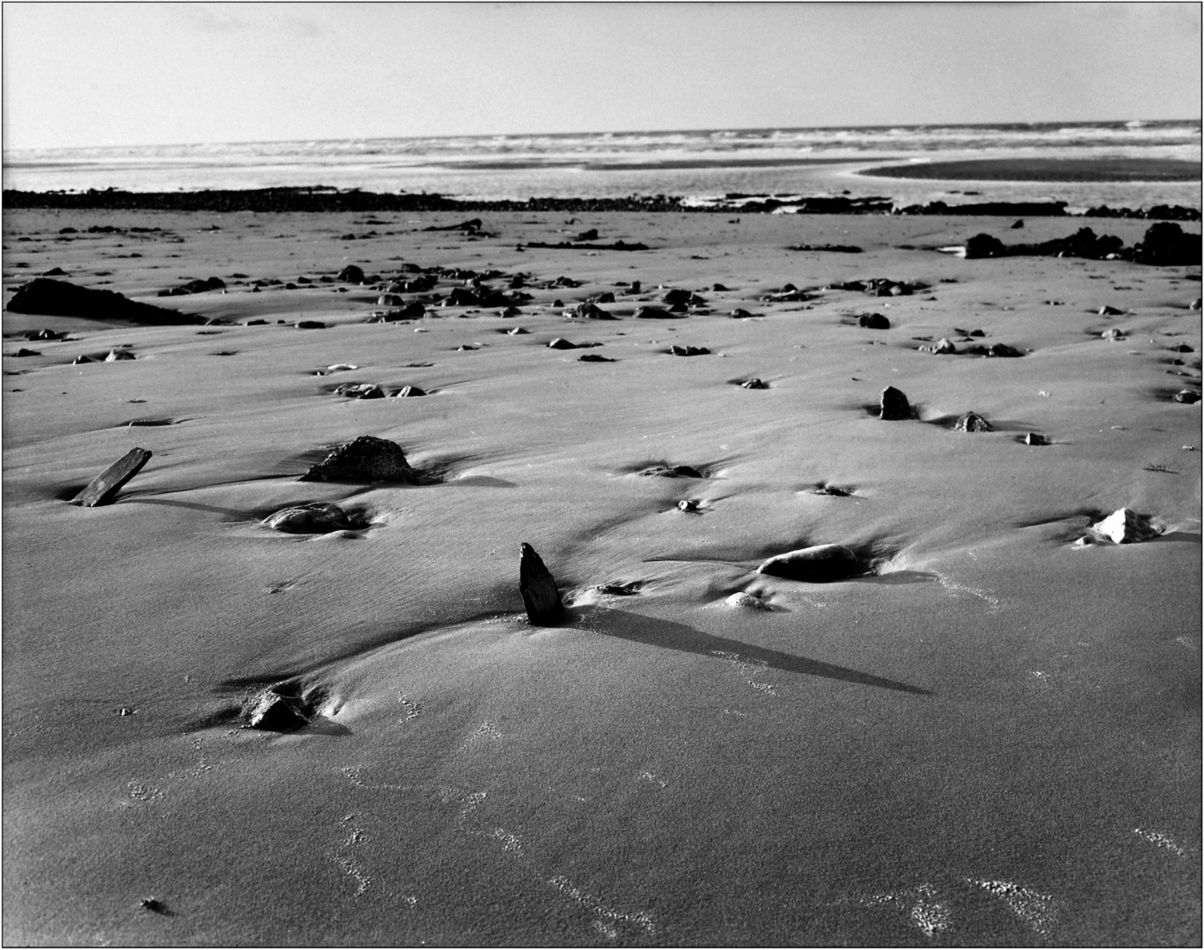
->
[3,205,1200,946]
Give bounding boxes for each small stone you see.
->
[105,348,135,361]
[668,344,709,356]
[988,343,1023,357]
[577,354,614,362]
[955,411,993,432]
[1023,432,1047,445]
[547,338,577,349]
[571,301,613,320]
[394,385,426,397]
[730,308,755,319]
[930,337,957,355]
[725,591,770,610]
[296,321,325,330]
[300,435,418,484]
[639,464,703,478]
[333,383,386,399]
[1173,389,1201,404]
[1102,327,1126,341]
[245,687,311,730]
[1098,305,1125,316]
[1092,507,1159,544]
[338,265,365,283]
[757,544,860,582]
[677,499,699,513]
[740,378,768,389]
[858,313,890,330]
[1190,298,1202,311]
[263,502,354,534]
[634,306,680,319]
[519,542,563,625]
[879,386,911,420]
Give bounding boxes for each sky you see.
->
[2,2,1200,151]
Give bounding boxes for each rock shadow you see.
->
[586,607,931,696]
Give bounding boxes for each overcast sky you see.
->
[3,2,1200,150]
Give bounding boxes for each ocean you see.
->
[4,120,1200,212]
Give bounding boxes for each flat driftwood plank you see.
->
[73,447,152,507]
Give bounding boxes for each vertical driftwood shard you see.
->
[72,447,152,507]
[519,542,563,625]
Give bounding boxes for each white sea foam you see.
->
[3,121,1198,209]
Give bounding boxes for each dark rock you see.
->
[639,464,702,478]
[669,345,709,356]
[105,348,135,361]
[964,233,1007,258]
[295,321,326,330]
[1010,219,1025,229]
[1173,389,1201,404]
[740,378,768,389]
[394,385,426,397]
[571,301,614,320]
[244,685,311,730]
[1190,298,1202,311]
[42,267,68,276]
[338,265,365,283]
[1172,343,1195,353]
[263,502,355,534]
[72,447,152,507]
[730,308,755,319]
[857,313,890,330]
[927,338,957,355]
[955,412,993,432]
[370,301,426,322]
[634,305,681,319]
[1092,508,1159,544]
[6,277,198,325]
[519,542,562,625]
[1023,432,1047,445]
[1098,305,1125,316]
[577,354,615,362]
[1132,222,1202,266]
[879,386,911,420]
[300,435,419,483]
[756,543,861,582]
[12,347,40,357]
[548,338,578,350]
[378,293,404,307]
[575,228,599,241]
[677,499,699,512]
[988,343,1023,357]
[71,355,93,364]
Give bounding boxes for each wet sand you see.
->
[3,207,1200,946]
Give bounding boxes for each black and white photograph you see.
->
[2,2,1201,945]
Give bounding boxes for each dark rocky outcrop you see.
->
[962,224,1200,265]
[6,278,200,326]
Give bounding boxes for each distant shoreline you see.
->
[3,187,1199,220]
[860,157,1202,183]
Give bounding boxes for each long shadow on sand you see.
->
[585,607,931,696]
